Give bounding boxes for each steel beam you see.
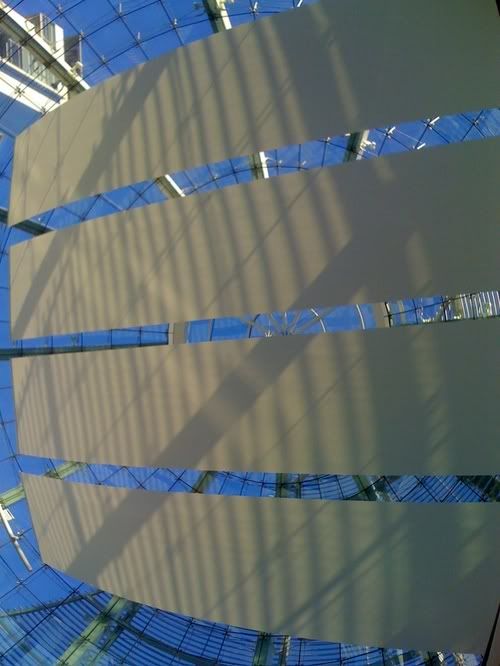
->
[192,471,217,493]
[249,150,269,179]
[344,129,370,161]
[0,461,85,508]
[253,633,274,666]
[0,591,102,617]
[464,476,500,502]
[155,173,185,199]
[0,615,50,663]
[276,473,302,499]
[203,0,233,32]
[80,599,217,665]
[203,0,269,180]
[354,475,391,501]
[484,604,500,666]
[58,596,136,665]
[0,332,169,361]
[0,207,51,236]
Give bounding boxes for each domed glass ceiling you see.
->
[0,0,499,663]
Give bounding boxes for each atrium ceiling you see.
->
[0,1,498,664]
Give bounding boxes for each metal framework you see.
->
[203,0,269,180]
[0,1,498,663]
[0,207,50,236]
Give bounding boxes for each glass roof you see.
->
[0,0,498,663]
